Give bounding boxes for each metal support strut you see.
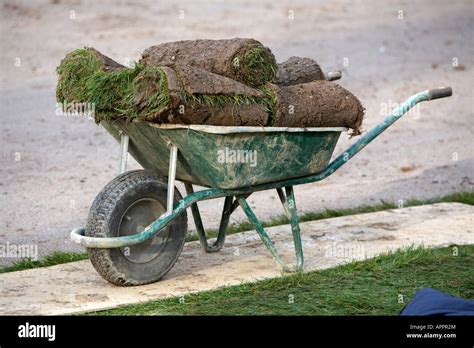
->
[185,183,245,253]
[118,132,129,174]
[166,143,178,214]
[285,187,304,270]
[276,187,291,219]
[237,186,304,273]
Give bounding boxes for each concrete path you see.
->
[0,203,472,315]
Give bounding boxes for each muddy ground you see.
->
[0,0,473,265]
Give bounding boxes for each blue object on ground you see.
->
[400,288,474,316]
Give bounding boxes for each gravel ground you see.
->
[0,0,473,265]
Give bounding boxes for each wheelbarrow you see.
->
[71,86,452,286]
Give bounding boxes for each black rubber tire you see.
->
[85,170,187,286]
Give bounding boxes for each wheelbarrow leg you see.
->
[284,186,304,271]
[238,189,304,272]
[185,183,236,253]
[276,188,291,219]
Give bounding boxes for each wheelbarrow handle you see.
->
[428,87,452,100]
[310,86,454,181]
[326,70,342,81]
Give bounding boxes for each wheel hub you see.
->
[118,198,169,264]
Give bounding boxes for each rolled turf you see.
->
[140,38,277,88]
[56,46,365,133]
[56,48,273,124]
[56,47,124,104]
[275,56,326,86]
[129,65,271,125]
[269,80,365,134]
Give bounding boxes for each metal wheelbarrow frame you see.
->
[71,87,452,278]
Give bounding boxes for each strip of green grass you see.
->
[0,251,87,274]
[2,191,472,273]
[93,245,473,315]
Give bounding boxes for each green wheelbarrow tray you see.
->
[101,122,345,190]
[71,87,452,276]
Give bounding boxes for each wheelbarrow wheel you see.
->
[85,170,187,286]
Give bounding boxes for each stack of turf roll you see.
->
[56,38,364,134]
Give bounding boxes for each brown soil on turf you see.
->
[271,80,364,133]
[91,48,125,71]
[173,64,264,97]
[131,67,181,122]
[168,103,269,126]
[275,56,326,86]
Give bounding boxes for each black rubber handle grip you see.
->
[428,87,452,100]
